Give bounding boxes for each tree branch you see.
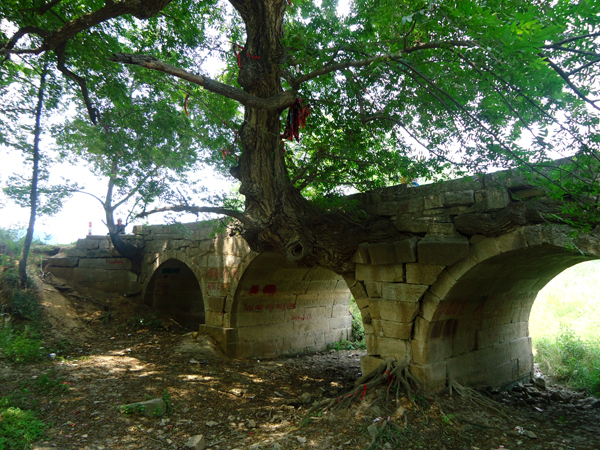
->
[545,57,600,112]
[135,205,251,225]
[544,32,600,48]
[56,45,98,124]
[295,40,476,85]
[109,53,296,111]
[0,0,173,55]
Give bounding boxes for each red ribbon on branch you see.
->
[281,98,310,144]
[233,44,260,68]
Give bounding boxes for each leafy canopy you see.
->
[0,0,599,213]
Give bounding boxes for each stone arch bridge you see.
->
[45,169,600,392]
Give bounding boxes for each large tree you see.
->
[1,0,599,274]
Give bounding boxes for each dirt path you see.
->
[1,280,599,450]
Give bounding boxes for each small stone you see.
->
[300,392,311,404]
[205,421,218,428]
[185,434,206,450]
[272,444,282,450]
[523,430,537,439]
[296,436,307,444]
[367,423,379,439]
[247,419,256,428]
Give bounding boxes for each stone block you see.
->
[444,190,474,207]
[77,258,105,268]
[65,248,87,257]
[381,283,428,303]
[428,270,456,301]
[46,267,75,280]
[419,291,442,322]
[332,304,349,317]
[355,264,404,282]
[424,193,444,209]
[205,296,226,312]
[378,338,410,360]
[361,355,385,376]
[410,361,447,393]
[306,280,338,293]
[405,264,445,285]
[236,311,286,327]
[393,215,430,233]
[417,235,469,266]
[77,238,100,249]
[46,257,79,267]
[365,333,379,354]
[305,267,342,281]
[364,281,382,298]
[377,198,422,215]
[331,292,352,304]
[330,315,353,330]
[484,188,511,210]
[351,243,371,264]
[413,316,430,341]
[380,320,412,339]
[368,243,397,265]
[428,222,456,235]
[106,258,132,270]
[412,338,453,364]
[395,237,419,263]
[378,299,419,323]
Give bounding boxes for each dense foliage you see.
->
[1,0,599,268]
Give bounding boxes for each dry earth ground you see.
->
[1,274,599,450]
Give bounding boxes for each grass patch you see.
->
[0,397,47,450]
[0,326,45,364]
[329,297,366,351]
[531,260,600,396]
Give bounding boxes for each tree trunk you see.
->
[104,172,143,267]
[230,0,397,275]
[18,65,48,288]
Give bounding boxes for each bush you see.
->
[0,326,44,364]
[534,326,600,396]
[0,397,47,450]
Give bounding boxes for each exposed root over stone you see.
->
[309,355,420,414]
[448,376,510,420]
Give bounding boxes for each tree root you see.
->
[447,376,511,420]
[308,355,420,414]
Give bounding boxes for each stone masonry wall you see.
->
[44,235,141,294]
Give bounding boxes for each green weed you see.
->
[33,372,70,395]
[127,311,164,330]
[0,397,47,450]
[534,327,600,395]
[162,389,173,415]
[0,326,44,364]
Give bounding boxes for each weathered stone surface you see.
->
[381,283,428,303]
[444,190,474,207]
[405,264,445,285]
[45,257,79,267]
[186,435,206,450]
[417,235,469,266]
[378,299,419,322]
[355,264,404,282]
[368,238,418,265]
[380,320,412,339]
[76,238,100,249]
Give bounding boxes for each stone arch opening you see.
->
[144,258,205,328]
[230,252,353,358]
[414,244,597,390]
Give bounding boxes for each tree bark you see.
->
[18,65,48,288]
[227,0,398,276]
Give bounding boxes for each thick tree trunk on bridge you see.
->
[229,0,398,275]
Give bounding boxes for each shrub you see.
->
[534,326,600,396]
[0,397,47,449]
[0,326,44,364]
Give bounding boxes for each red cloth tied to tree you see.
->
[282,98,310,142]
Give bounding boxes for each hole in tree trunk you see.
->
[291,243,304,257]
